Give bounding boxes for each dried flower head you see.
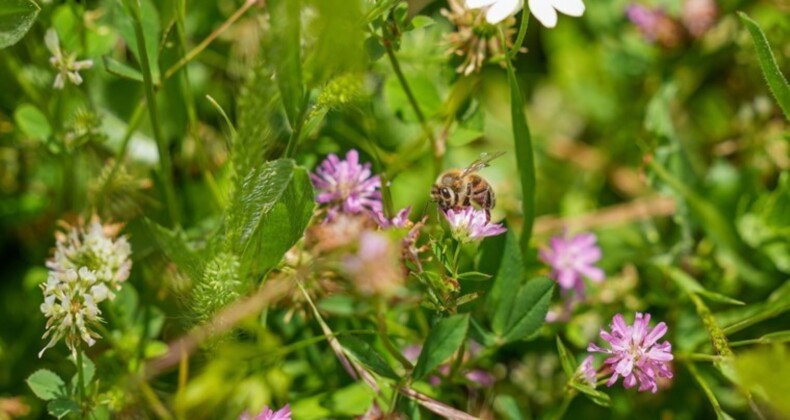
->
[90,162,153,221]
[45,29,93,89]
[342,231,404,297]
[239,404,291,420]
[443,207,506,243]
[442,0,518,75]
[587,313,674,393]
[311,150,382,220]
[539,231,603,297]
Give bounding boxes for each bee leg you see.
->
[484,208,491,222]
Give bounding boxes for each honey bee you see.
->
[430,151,505,220]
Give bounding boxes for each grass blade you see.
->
[738,12,790,121]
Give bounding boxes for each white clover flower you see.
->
[39,269,106,357]
[45,28,93,90]
[465,0,585,28]
[39,216,132,357]
[48,216,132,294]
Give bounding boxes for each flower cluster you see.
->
[587,313,674,393]
[45,29,93,90]
[444,206,506,243]
[540,231,604,297]
[40,217,131,357]
[311,149,382,220]
[342,231,405,297]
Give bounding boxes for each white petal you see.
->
[44,29,61,56]
[551,0,585,17]
[528,0,558,27]
[486,0,523,24]
[466,0,498,8]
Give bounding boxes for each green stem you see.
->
[376,310,413,371]
[126,0,180,226]
[382,29,440,177]
[76,350,86,412]
[553,387,577,420]
[509,11,530,59]
[284,96,309,158]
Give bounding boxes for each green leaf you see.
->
[27,369,66,401]
[664,266,745,306]
[14,103,51,141]
[0,0,40,49]
[556,336,577,379]
[410,15,434,29]
[456,271,492,282]
[114,0,160,83]
[494,395,524,420]
[486,230,524,335]
[269,0,304,127]
[145,220,204,281]
[502,277,554,343]
[226,160,315,274]
[47,398,80,419]
[103,56,143,82]
[413,314,470,380]
[570,382,611,407]
[504,49,536,257]
[738,12,790,121]
[69,352,95,386]
[339,336,400,380]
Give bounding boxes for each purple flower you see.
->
[626,4,665,41]
[443,207,506,243]
[587,313,674,393]
[343,231,403,296]
[539,231,604,296]
[239,404,291,420]
[311,150,382,219]
[373,206,412,229]
[578,355,597,387]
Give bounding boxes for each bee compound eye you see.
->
[440,188,452,199]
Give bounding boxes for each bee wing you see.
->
[461,151,506,176]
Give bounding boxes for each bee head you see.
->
[430,186,455,208]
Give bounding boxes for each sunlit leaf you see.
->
[0,0,39,49]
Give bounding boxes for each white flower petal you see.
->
[528,0,559,27]
[486,0,523,24]
[551,0,585,17]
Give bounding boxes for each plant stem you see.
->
[553,387,577,420]
[382,29,441,177]
[127,0,180,226]
[376,310,413,371]
[509,11,530,59]
[76,350,86,411]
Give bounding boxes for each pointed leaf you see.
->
[145,220,204,281]
[738,12,790,121]
[413,314,470,380]
[570,382,611,407]
[487,230,524,335]
[269,0,304,127]
[502,277,554,343]
[0,0,40,49]
[103,56,143,82]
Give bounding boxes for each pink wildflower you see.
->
[311,150,382,219]
[239,404,291,420]
[443,207,506,243]
[539,231,604,296]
